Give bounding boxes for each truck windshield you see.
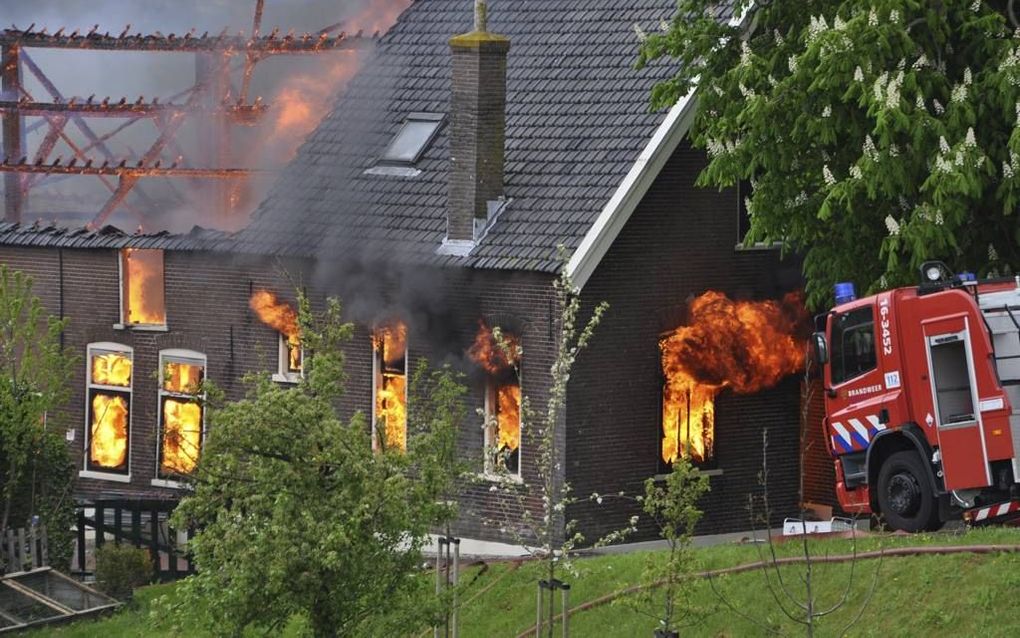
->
[830,307,877,385]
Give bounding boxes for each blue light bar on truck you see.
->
[834,282,856,305]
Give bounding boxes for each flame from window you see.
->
[164,361,203,393]
[469,322,522,463]
[468,320,520,374]
[92,352,132,387]
[161,398,202,475]
[90,393,128,470]
[122,249,166,325]
[496,384,521,452]
[249,290,302,371]
[660,291,808,465]
[374,321,408,452]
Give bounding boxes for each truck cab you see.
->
[816,265,1020,531]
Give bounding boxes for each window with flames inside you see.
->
[373,321,408,453]
[158,351,206,479]
[120,248,166,327]
[659,333,716,473]
[469,322,522,477]
[85,344,133,475]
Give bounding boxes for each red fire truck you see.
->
[814,263,1020,531]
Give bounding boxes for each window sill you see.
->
[150,478,193,490]
[272,373,302,384]
[653,468,724,481]
[734,242,782,252]
[113,323,169,332]
[476,472,524,485]
[79,470,131,483]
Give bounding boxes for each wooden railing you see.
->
[0,524,48,575]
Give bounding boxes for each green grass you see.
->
[27,527,1020,637]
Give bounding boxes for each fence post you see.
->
[75,509,86,574]
[95,503,105,549]
[149,507,160,577]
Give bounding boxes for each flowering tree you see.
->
[485,260,610,637]
[639,0,1020,307]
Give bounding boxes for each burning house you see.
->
[0,0,819,546]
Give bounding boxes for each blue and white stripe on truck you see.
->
[831,415,886,453]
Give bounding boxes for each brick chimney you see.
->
[444,0,510,250]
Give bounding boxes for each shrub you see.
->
[95,544,153,600]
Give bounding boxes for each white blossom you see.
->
[1005,160,1016,179]
[933,99,945,115]
[964,67,973,85]
[740,40,752,66]
[773,29,785,45]
[632,23,647,42]
[972,0,982,11]
[850,165,863,179]
[788,55,798,72]
[915,94,925,110]
[868,8,878,27]
[833,15,846,31]
[885,215,901,236]
[659,18,670,32]
[912,55,929,70]
[990,244,1000,261]
[807,15,829,42]
[951,83,968,104]
[965,127,977,147]
[822,104,832,117]
[822,165,836,186]
[889,9,900,23]
[935,211,944,225]
[939,136,951,154]
[854,66,864,82]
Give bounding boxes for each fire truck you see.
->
[813,263,1020,531]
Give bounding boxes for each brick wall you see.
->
[0,244,562,543]
[567,140,805,541]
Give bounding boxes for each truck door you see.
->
[923,317,992,490]
[827,306,887,454]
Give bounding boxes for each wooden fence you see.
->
[0,525,48,575]
[74,499,194,581]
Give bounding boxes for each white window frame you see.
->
[271,333,303,384]
[371,330,408,453]
[482,375,523,482]
[116,248,168,331]
[80,342,133,483]
[152,349,207,488]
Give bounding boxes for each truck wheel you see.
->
[876,451,943,532]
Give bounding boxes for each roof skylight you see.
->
[381,113,444,164]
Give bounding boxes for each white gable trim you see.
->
[566,10,750,290]
[565,91,698,290]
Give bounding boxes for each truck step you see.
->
[963,499,1020,524]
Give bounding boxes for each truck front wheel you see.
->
[876,451,943,532]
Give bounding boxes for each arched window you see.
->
[155,349,206,483]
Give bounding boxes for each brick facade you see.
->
[566,141,807,540]
[0,140,834,545]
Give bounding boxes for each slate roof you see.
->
[236,0,735,273]
[0,221,232,251]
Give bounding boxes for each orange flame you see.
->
[161,398,202,475]
[496,383,521,453]
[266,0,413,159]
[90,393,128,470]
[660,291,807,465]
[164,361,203,394]
[92,352,132,387]
[374,321,408,452]
[122,249,166,325]
[249,290,302,371]
[468,321,520,374]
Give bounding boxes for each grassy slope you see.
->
[28,527,1020,637]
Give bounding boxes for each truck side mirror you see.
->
[812,332,829,365]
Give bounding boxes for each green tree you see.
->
[639,0,1020,307]
[167,295,465,637]
[636,458,711,637]
[0,265,76,568]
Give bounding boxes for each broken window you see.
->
[381,113,444,164]
[469,321,522,476]
[158,350,206,479]
[373,321,408,453]
[84,343,133,476]
[120,248,166,327]
[248,289,302,382]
